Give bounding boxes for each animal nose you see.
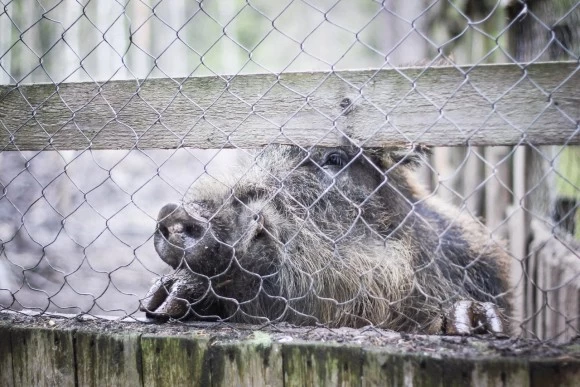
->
[167,222,204,239]
[158,203,179,220]
[157,203,207,241]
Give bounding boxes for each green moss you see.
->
[283,343,362,386]
[556,147,580,199]
[140,335,210,386]
[555,146,580,239]
[247,331,272,348]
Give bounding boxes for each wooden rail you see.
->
[1,62,578,151]
[1,313,579,386]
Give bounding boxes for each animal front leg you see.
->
[443,300,506,335]
[140,271,210,320]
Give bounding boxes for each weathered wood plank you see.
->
[396,354,446,387]
[141,334,210,387]
[283,342,363,387]
[362,350,530,387]
[0,323,14,387]
[210,332,282,387]
[361,349,409,387]
[470,358,530,387]
[0,62,577,151]
[2,313,580,387]
[363,350,465,387]
[10,326,75,387]
[530,358,580,387]
[75,329,142,387]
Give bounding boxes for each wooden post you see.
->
[210,332,283,387]
[75,329,143,387]
[2,315,580,387]
[0,325,14,387]
[10,326,75,387]
[283,342,363,387]
[141,334,211,386]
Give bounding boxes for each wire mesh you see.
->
[0,0,578,342]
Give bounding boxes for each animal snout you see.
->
[154,203,213,269]
[157,203,206,242]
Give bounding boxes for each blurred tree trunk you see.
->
[507,0,579,62]
[377,1,431,186]
[506,0,580,338]
[379,1,429,65]
[8,0,36,82]
[507,0,579,226]
[127,0,154,78]
[429,1,508,218]
[166,0,189,77]
[0,4,12,84]
[506,0,579,240]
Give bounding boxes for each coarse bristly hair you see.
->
[177,144,510,333]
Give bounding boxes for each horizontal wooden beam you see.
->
[1,62,578,151]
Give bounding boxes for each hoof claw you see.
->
[444,300,505,335]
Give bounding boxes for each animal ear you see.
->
[375,144,430,170]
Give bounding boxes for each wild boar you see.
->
[141,145,510,334]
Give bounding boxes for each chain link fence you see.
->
[0,0,578,341]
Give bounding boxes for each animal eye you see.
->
[323,152,347,168]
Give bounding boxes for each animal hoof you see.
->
[139,271,206,320]
[444,300,505,335]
